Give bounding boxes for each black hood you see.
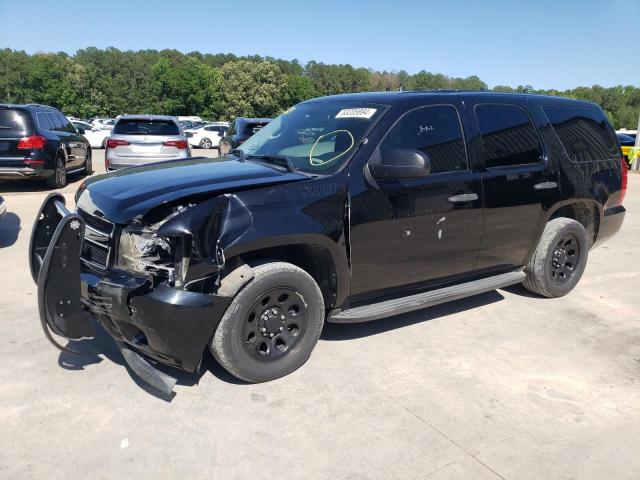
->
[76,157,307,224]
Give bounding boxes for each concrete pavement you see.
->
[1,153,639,479]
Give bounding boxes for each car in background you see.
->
[90,118,115,130]
[105,114,191,170]
[72,121,111,149]
[617,133,636,163]
[0,196,5,219]
[188,124,228,149]
[0,103,92,188]
[218,117,271,155]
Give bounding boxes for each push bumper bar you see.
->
[29,193,236,396]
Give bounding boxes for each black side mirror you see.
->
[76,128,85,135]
[369,148,431,179]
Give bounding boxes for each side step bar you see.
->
[328,270,526,323]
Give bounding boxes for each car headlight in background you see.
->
[117,227,190,288]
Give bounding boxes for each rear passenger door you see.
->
[468,101,561,271]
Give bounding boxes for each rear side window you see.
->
[475,104,542,168]
[113,119,180,136]
[48,112,63,131]
[0,109,33,136]
[380,105,468,174]
[243,122,268,136]
[57,113,75,133]
[36,112,53,131]
[543,105,618,162]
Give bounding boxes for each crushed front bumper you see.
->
[30,193,233,395]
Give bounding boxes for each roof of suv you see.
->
[116,114,178,122]
[302,90,597,108]
[0,103,58,111]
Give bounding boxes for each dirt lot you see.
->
[1,153,639,480]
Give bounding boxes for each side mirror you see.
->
[76,128,85,135]
[369,148,431,179]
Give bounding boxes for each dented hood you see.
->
[77,156,307,224]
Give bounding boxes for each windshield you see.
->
[238,101,386,174]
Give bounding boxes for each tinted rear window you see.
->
[113,119,180,136]
[0,109,33,136]
[543,105,618,162]
[475,104,542,168]
[242,122,269,136]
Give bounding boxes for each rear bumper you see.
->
[594,205,626,248]
[106,152,191,170]
[0,166,50,179]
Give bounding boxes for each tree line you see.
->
[0,47,638,128]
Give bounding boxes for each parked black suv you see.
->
[0,104,92,188]
[218,117,271,155]
[30,92,626,394]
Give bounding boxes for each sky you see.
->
[0,0,638,90]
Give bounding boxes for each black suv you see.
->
[0,104,92,188]
[218,117,271,155]
[30,92,626,394]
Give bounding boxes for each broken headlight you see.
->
[117,227,190,288]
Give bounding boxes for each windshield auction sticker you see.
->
[335,108,377,119]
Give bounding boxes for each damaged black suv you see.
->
[30,92,627,394]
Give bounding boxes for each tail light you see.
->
[163,140,188,149]
[618,157,628,205]
[106,138,129,148]
[17,135,47,149]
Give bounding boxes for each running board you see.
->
[328,270,525,323]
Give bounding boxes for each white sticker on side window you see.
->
[335,108,377,119]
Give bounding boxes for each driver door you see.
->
[348,102,484,302]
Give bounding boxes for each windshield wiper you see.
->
[245,154,297,173]
[229,149,246,162]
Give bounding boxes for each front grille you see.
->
[82,240,109,266]
[77,208,115,268]
[78,209,114,235]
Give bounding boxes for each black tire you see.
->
[46,156,67,189]
[199,137,213,149]
[84,149,93,175]
[211,261,325,382]
[523,218,589,298]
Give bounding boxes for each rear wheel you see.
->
[211,261,325,382]
[46,156,67,189]
[83,149,93,175]
[523,218,589,297]
[199,137,213,149]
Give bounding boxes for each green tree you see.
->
[214,60,286,119]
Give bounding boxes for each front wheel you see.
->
[211,262,325,382]
[199,137,213,149]
[523,218,589,298]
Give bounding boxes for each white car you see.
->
[188,124,227,149]
[72,121,111,149]
[90,118,115,130]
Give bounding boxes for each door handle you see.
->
[447,193,479,203]
[533,181,558,191]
